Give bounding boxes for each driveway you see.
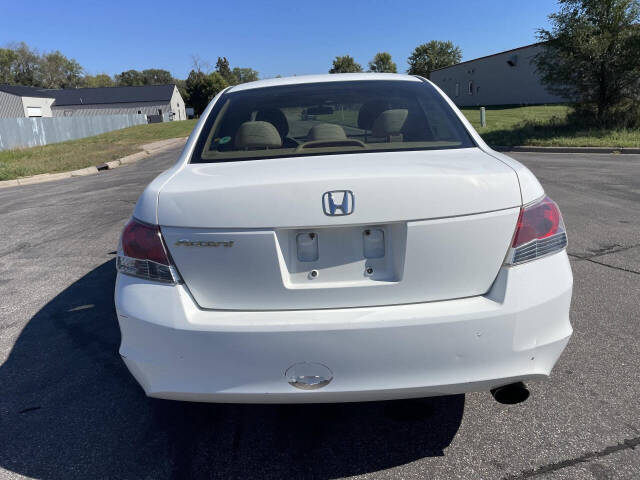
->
[0,149,638,479]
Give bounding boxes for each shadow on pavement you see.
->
[0,260,464,479]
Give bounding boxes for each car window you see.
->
[191,80,475,163]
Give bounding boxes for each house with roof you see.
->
[0,85,56,118]
[0,84,186,120]
[430,43,568,107]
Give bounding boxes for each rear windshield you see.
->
[191,80,475,163]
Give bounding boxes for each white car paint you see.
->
[117,73,571,403]
[161,208,519,310]
[157,148,520,228]
[229,72,422,92]
[116,252,572,403]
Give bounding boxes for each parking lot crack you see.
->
[0,241,30,259]
[502,436,640,479]
[568,254,640,275]
[580,243,640,259]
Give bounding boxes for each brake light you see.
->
[116,218,180,283]
[506,196,567,265]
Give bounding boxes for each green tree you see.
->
[0,48,18,84]
[232,67,259,83]
[185,70,228,115]
[208,72,228,96]
[11,42,41,86]
[115,69,145,86]
[40,51,83,88]
[142,68,174,85]
[185,70,209,114]
[216,57,236,84]
[82,73,115,87]
[368,52,397,73]
[535,0,640,126]
[407,40,462,78]
[329,55,363,73]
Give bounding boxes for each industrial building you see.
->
[430,43,568,106]
[0,84,186,120]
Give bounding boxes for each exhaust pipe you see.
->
[490,382,530,404]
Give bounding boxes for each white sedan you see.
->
[115,73,572,404]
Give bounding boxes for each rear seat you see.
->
[234,121,282,149]
[371,109,409,142]
[306,123,348,141]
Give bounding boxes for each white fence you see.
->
[0,114,147,151]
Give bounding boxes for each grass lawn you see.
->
[461,105,640,147]
[0,119,197,181]
[315,109,359,127]
[461,105,570,131]
[2,105,638,182]
[316,104,640,147]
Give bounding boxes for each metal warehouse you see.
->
[430,43,568,106]
[0,84,186,120]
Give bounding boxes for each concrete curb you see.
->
[105,160,121,169]
[71,166,99,177]
[119,151,150,165]
[17,172,73,186]
[1,179,20,188]
[0,137,187,189]
[494,145,640,154]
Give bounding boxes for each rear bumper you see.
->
[115,252,573,403]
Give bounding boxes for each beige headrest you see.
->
[372,109,409,137]
[307,123,347,141]
[234,121,282,149]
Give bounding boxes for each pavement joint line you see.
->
[502,435,640,479]
[568,253,640,275]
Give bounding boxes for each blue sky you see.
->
[1,0,559,79]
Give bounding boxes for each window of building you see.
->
[137,110,142,114]
[26,106,42,117]
[468,81,474,95]
[158,109,162,115]
[455,83,460,97]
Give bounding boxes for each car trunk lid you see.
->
[159,148,521,310]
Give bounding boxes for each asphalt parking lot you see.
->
[0,148,638,479]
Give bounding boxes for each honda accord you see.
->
[115,73,572,403]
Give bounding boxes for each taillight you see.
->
[116,218,181,283]
[506,196,567,265]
